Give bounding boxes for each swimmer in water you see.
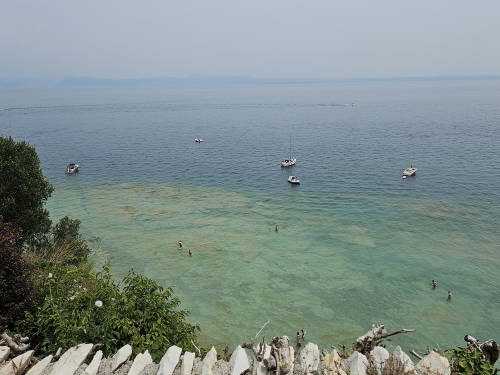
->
[431,280,438,289]
[188,249,192,257]
[447,291,452,301]
[275,224,279,232]
[178,240,183,249]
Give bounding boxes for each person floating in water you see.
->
[275,224,279,232]
[178,240,183,249]
[431,280,438,289]
[447,291,452,301]
[188,249,192,257]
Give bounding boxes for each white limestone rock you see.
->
[0,347,10,365]
[213,360,231,375]
[349,351,368,375]
[180,352,195,375]
[0,350,34,375]
[392,346,414,373]
[201,347,217,375]
[252,344,271,375]
[415,351,451,375]
[298,343,320,375]
[229,346,250,375]
[83,350,102,375]
[111,344,133,372]
[49,344,93,375]
[157,346,182,375]
[370,346,390,375]
[127,350,153,375]
[323,349,346,375]
[26,354,53,375]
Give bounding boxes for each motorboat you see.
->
[402,166,417,177]
[280,136,296,167]
[65,163,79,174]
[281,158,297,167]
[194,138,205,143]
[288,176,300,184]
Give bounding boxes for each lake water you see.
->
[1,80,499,351]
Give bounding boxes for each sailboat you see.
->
[280,136,296,167]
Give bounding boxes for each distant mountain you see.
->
[0,75,499,89]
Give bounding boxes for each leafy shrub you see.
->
[448,347,494,375]
[21,262,199,361]
[0,218,33,330]
[0,137,53,239]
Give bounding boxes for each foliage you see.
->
[51,216,91,263]
[0,136,53,239]
[448,347,495,375]
[21,261,199,362]
[0,218,33,330]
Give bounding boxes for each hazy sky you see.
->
[1,0,499,79]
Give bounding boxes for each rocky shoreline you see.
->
[0,326,498,375]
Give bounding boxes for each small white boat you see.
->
[281,158,296,167]
[402,166,417,177]
[280,136,296,167]
[194,138,205,143]
[288,176,300,184]
[65,163,79,174]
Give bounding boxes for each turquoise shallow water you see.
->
[1,81,499,351]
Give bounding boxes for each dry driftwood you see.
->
[353,324,415,354]
[0,333,30,354]
[464,335,499,365]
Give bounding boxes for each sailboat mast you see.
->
[289,135,292,158]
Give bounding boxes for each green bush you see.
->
[21,262,199,361]
[0,137,53,239]
[447,347,495,375]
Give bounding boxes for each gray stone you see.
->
[201,347,217,375]
[26,355,53,375]
[252,344,271,375]
[191,357,203,375]
[392,346,414,373]
[111,345,133,372]
[84,351,103,375]
[180,352,195,375]
[297,343,320,375]
[323,349,346,375]
[0,350,34,375]
[416,351,450,375]
[157,346,182,375]
[0,347,10,365]
[49,344,93,375]
[213,360,230,375]
[370,347,389,375]
[348,352,368,375]
[229,346,250,375]
[128,350,153,375]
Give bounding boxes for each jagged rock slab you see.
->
[0,350,34,375]
[213,360,230,375]
[323,349,346,375]
[392,346,414,373]
[49,344,93,375]
[252,344,271,375]
[157,346,182,375]
[349,351,368,375]
[370,346,389,375]
[128,350,153,375]
[191,357,203,375]
[297,343,320,375]
[0,347,10,365]
[84,350,103,375]
[229,346,250,375]
[201,347,217,375]
[111,345,133,372]
[180,352,195,375]
[416,351,451,375]
[26,355,53,375]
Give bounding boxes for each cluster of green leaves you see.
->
[0,136,53,240]
[21,260,199,362]
[447,347,495,375]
